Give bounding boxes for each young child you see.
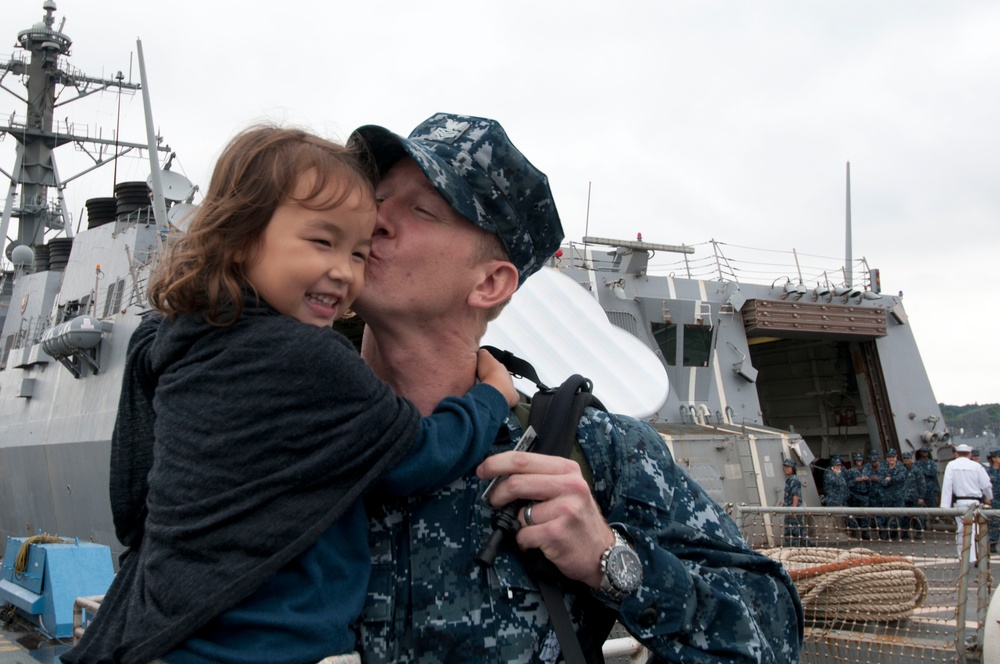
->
[62,126,517,664]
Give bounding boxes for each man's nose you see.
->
[374,196,397,237]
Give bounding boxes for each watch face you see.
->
[608,547,642,592]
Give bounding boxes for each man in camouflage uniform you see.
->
[823,456,848,538]
[783,458,814,546]
[844,452,871,539]
[865,452,887,539]
[915,448,939,522]
[877,449,907,540]
[348,114,804,663]
[901,451,926,539]
[988,451,1000,553]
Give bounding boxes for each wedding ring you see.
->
[524,502,536,526]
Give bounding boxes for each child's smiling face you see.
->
[243,170,375,327]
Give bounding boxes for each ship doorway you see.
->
[745,337,894,469]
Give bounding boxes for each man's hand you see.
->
[475,349,519,407]
[477,450,615,588]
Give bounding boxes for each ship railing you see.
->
[731,504,996,664]
[562,239,878,292]
[1,112,87,141]
[0,50,28,72]
[10,314,50,351]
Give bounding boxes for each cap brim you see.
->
[349,125,410,178]
[350,124,488,232]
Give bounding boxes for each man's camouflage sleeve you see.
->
[578,409,804,663]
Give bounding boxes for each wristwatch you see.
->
[598,526,642,602]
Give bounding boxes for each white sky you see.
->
[4,0,999,405]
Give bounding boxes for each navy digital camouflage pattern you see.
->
[902,458,927,537]
[822,466,848,507]
[915,454,940,506]
[360,409,804,663]
[876,456,907,538]
[988,464,1000,545]
[782,466,811,547]
[843,457,871,538]
[864,458,883,508]
[350,114,564,285]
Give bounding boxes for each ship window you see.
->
[683,324,712,367]
[651,322,677,366]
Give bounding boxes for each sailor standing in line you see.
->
[782,458,814,547]
[878,449,907,540]
[987,451,1000,554]
[823,456,848,537]
[866,453,886,540]
[901,451,926,539]
[940,443,993,564]
[844,452,871,539]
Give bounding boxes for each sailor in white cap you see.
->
[940,443,994,564]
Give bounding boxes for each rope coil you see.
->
[13,534,68,575]
[760,546,928,622]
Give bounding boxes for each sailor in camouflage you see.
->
[864,453,886,539]
[349,113,804,663]
[823,456,848,507]
[877,449,907,539]
[843,452,871,539]
[782,458,812,547]
[823,455,849,535]
[915,448,940,507]
[901,451,926,539]
[988,451,1000,552]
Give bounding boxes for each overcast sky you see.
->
[4,0,999,405]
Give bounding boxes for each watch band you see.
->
[598,526,642,602]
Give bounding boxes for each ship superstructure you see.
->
[0,2,191,553]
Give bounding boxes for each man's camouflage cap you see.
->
[831,455,842,465]
[885,448,897,458]
[782,458,796,467]
[869,453,880,461]
[902,451,913,459]
[852,452,864,461]
[349,113,564,286]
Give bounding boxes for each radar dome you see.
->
[11,244,34,267]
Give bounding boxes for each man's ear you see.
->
[468,260,519,310]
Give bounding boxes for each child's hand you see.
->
[476,349,518,408]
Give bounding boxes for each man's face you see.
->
[903,458,913,468]
[353,157,492,323]
[887,457,897,468]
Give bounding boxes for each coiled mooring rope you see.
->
[13,533,68,575]
[760,546,928,622]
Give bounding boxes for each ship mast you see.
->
[0,0,167,262]
[845,161,852,287]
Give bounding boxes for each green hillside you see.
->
[940,403,1000,437]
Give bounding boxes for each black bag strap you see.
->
[480,347,608,664]
[481,345,548,391]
